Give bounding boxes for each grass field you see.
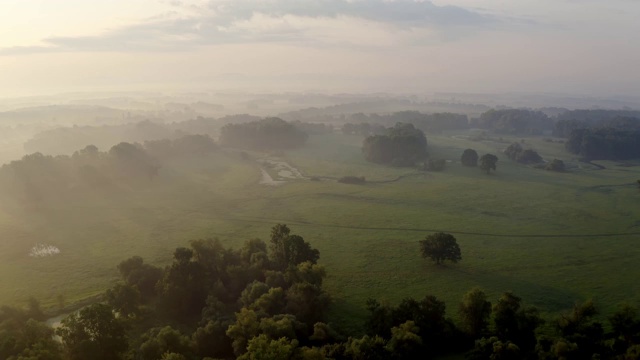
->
[1,131,639,334]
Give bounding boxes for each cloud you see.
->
[1,0,501,55]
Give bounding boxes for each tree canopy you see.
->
[362,123,428,166]
[504,143,543,164]
[461,148,479,167]
[474,109,552,135]
[419,232,461,265]
[219,117,308,151]
[479,154,498,174]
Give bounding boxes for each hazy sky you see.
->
[1,0,639,97]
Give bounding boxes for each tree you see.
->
[479,154,498,174]
[492,292,542,351]
[419,232,461,265]
[56,304,128,360]
[362,123,428,166]
[269,224,320,271]
[459,288,492,338]
[385,321,423,360]
[136,326,192,360]
[461,149,479,166]
[238,334,299,360]
[105,283,141,317]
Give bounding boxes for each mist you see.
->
[2,1,640,359]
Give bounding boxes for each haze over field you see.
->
[1,0,640,97]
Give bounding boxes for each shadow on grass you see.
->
[327,297,369,337]
[453,267,580,313]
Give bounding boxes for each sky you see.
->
[1,0,639,97]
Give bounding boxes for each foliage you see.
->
[362,123,428,166]
[117,256,163,299]
[105,283,141,317]
[479,154,498,174]
[565,128,640,160]
[554,110,640,137]
[459,288,492,338]
[492,292,543,351]
[461,149,478,167]
[504,142,543,164]
[238,334,299,360]
[474,109,552,135]
[219,117,308,150]
[56,304,128,360]
[346,111,469,133]
[136,326,192,360]
[0,305,62,360]
[0,134,220,204]
[269,224,320,271]
[419,233,462,265]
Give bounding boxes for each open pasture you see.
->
[0,132,639,331]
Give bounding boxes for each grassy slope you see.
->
[0,132,639,335]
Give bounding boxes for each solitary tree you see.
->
[461,149,479,166]
[479,154,498,174]
[419,232,461,265]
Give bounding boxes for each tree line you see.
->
[565,128,640,161]
[347,111,470,134]
[0,134,217,204]
[471,109,553,135]
[219,118,308,151]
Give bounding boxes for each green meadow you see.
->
[1,131,639,332]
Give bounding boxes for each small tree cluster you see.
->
[504,142,543,164]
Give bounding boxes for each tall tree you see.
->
[459,288,492,338]
[269,224,319,271]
